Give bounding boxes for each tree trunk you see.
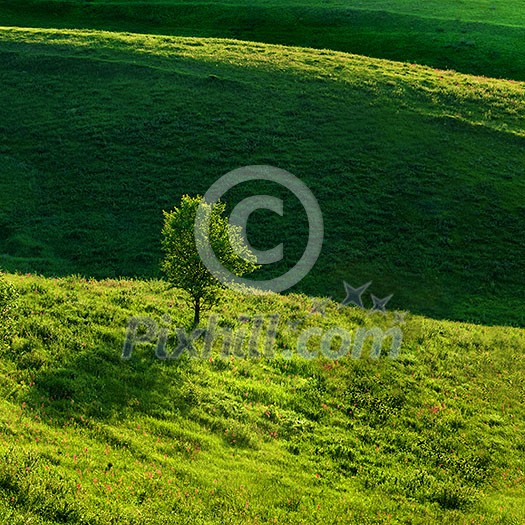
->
[193,296,201,326]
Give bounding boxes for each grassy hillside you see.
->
[0,26,524,326]
[0,272,524,524]
[1,1,524,523]
[1,0,524,80]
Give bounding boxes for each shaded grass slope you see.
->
[0,27,523,325]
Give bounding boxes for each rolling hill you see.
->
[0,26,523,325]
[0,2,524,523]
[0,0,524,80]
[0,272,524,524]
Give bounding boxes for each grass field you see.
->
[0,26,523,326]
[0,1,524,523]
[1,0,525,80]
[0,272,524,524]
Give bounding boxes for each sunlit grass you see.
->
[0,272,524,523]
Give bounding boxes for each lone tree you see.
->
[161,195,259,325]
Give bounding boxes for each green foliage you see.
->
[161,195,258,324]
[0,2,524,523]
[0,273,18,317]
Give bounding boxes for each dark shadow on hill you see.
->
[20,341,196,430]
[0,35,523,328]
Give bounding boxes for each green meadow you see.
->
[0,27,523,325]
[1,0,524,79]
[0,0,524,523]
[0,273,524,524]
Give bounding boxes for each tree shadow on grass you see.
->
[20,340,195,430]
